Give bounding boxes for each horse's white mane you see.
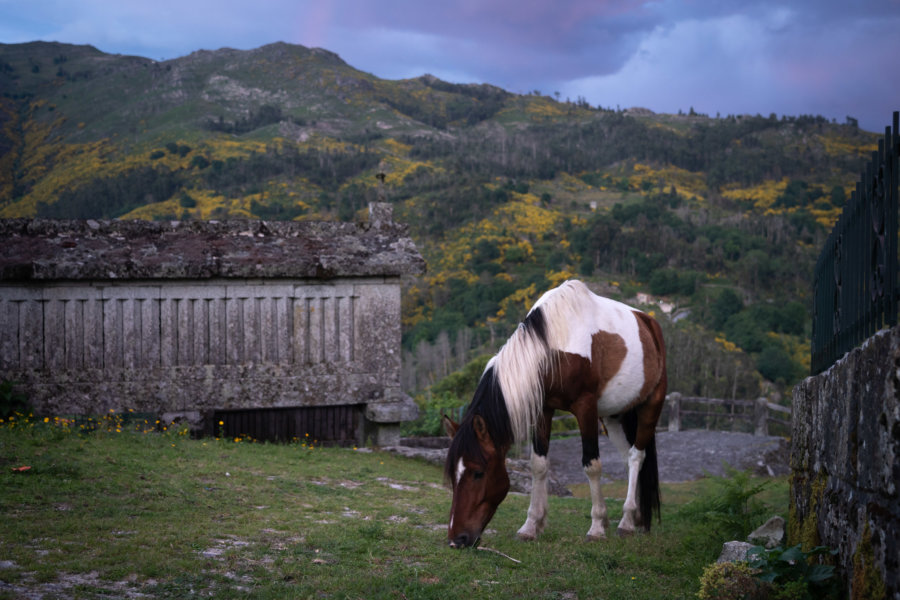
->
[490,280,595,442]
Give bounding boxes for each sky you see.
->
[1,0,899,132]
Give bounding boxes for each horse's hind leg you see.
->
[517,408,554,541]
[606,418,643,536]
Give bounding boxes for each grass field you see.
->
[0,416,788,599]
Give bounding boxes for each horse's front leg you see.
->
[517,408,554,541]
[573,403,608,540]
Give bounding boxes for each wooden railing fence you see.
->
[660,392,791,437]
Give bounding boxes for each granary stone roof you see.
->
[0,206,426,281]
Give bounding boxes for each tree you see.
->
[829,185,846,207]
[756,345,797,383]
[712,288,743,331]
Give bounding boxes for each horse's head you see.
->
[442,414,510,548]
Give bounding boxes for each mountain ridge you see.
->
[0,40,883,395]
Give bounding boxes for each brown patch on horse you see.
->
[632,310,668,451]
[633,311,665,401]
[543,329,632,413]
[591,330,628,398]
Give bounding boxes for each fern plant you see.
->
[748,544,839,600]
[679,464,771,541]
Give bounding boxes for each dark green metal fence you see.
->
[811,111,899,374]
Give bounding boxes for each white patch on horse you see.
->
[595,309,645,416]
[455,458,466,486]
[530,280,646,416]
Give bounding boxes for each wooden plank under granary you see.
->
[212,405,361,446]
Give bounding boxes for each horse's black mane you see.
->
[521,307,547,347]
[444,307,548,483]
[444,365,512,483]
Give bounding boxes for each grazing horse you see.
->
[443,279,666,548]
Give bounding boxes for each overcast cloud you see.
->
[1,0,898,131]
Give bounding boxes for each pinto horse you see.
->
[443,279,667,548]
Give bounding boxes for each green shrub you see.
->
[697,561,768,600]
[748,544,839,600]
[401,391,469,437]
[179,192,197,208]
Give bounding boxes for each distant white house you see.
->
[635,292,675,315]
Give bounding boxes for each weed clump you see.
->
[698,561,767,600]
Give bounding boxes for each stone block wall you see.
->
[791,325,900,599]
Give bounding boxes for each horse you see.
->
[442,279,667,548]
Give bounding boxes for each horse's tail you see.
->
[622,408,661,531]
[638,432,660,530]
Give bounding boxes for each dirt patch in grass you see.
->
[0,569,154,599]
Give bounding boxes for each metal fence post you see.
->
[811,111,900,374]
[889,111,899,328]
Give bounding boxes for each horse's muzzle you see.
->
[448,533,480,549]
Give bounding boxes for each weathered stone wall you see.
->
[1,278,400,412]
[791,325,900,599]
[0,208,425,444]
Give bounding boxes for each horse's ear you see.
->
[442,415,459,438]
[472,415,494,450]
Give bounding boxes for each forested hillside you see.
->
[0,41,880,404]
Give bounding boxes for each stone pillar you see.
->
[368,202,393,228]
[667,392,681,432]
[754,397,768,437]
[364,391,419,446]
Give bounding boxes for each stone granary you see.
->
[0,204,425,446]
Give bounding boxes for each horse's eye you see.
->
[473,471,485,480]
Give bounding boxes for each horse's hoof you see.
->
[517,532,536,542]
[616,527,634,538]
[585,533,606,542]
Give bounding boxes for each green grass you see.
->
[0,418,789,599]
